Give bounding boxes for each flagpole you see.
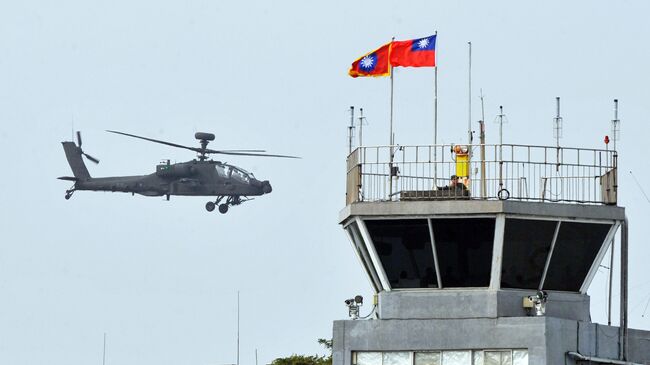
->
[389,37,395,199]
[433,31,438,188]
[468,41,472,147]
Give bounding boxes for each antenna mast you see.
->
[611,99,620,151]
[348,106,355,154]
[495,105,507,192]
[553,97,563,147]
[358,108,365,148]
[478,91,486,198]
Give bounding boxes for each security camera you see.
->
[345,299,353,305]
[354,295,363,304]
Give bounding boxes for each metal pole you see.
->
[255,348,258,365]
[389,56,395,198]
[237,291,240,365]
[103,332,106,365]
[555,97,561,148]
[608,237,615,326]
[498,106,504,190]
[479,120,480,199]
[554,97,561,172]
[619,217,628,361]
[478,89,480,199]
[348,106,355,154]
[433,31,438,187]
[358,108,364,148]
[612,99,619,152]
[467,42,472,147]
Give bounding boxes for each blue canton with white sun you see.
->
[411,36,436,51]
[359,53,377,71]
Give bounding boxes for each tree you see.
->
[270,339,332,365]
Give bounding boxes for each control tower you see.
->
[335,144,650,365]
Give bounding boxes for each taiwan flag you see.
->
[348,43,391,78]
[390,35,436,67]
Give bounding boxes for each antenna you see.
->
[237,291,240,365]
[358,108,364,148]
[495,105,508,192]
[611,99,620,151]
[629,171,650,203]
[553,97,563,147]
[478,90,486,198]
[494,105,508,147]
[102,332,106,365]
[348,106,355,154]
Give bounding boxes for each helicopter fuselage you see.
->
[72,160,272,198]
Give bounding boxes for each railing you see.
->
[345,144,618,205]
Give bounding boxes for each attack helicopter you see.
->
[59,130,299,213]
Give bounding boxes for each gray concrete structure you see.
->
[335,200,650,365]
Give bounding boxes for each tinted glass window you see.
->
[346,222,382,291]
[365,219,437,289]
[501,219,557,289]
[432,218,495,287]
[543,222,611,291]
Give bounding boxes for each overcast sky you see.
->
[1,1,650,364]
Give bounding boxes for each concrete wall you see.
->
[333,317,548,365]
[340,200,625,224]
[377,290,590,322]
[332,317,650,365]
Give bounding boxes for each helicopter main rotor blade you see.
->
[106,130,202,154]
[83,153,100,164]
[220,149,267,153]
[205,149,301,159]
[106,130,299,159]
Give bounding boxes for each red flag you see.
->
[349,43,392,78]
[390,35,436,67]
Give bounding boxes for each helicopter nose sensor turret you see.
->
[262,180,272,194]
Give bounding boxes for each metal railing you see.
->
[345,144,618,205]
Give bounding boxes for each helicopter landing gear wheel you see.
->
[218,204,229,214]
[64,189,75,200]
[205,201,216,212]
[65,193,71,200]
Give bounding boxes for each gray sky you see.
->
[1,1,650,364]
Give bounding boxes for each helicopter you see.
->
[58,130,299,213]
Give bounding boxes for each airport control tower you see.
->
[335,143,650,365]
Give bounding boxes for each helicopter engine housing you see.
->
[156,164,195,178]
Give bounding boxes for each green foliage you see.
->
[270,339,333,365]
[317,338,333,350]
[271,354,331,365]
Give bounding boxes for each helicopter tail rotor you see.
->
[76,131,100,164]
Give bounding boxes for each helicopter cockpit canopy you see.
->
[216,164,255,183]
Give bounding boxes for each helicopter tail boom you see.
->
[62,141,91,180]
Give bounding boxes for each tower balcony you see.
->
[346,144,617,205]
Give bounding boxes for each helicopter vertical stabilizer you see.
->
[61,141,91,180]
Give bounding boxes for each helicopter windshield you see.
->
[216,164,254,183]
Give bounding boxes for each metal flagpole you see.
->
[468,41,472,147]
[433,31,438,188]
